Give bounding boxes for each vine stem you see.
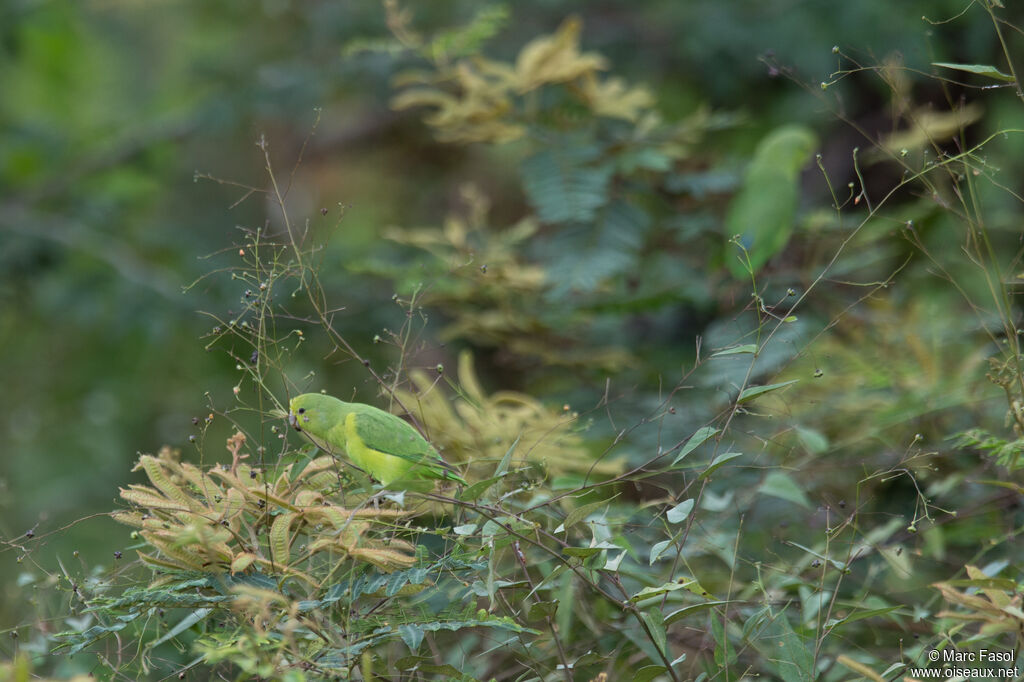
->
[258,136,430,437]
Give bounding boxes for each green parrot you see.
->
[288,393,466,489]
[725,124,818,279]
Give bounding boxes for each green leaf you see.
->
[495,436,519,477]
[666,601,731,625]
[573,651,603,668]
[824,606,901,630]
[974,479,1024,494]
[563,546,603,558]
[796,426,828,455]
[562,542,616,558]
[737,379,799,404]
[53,612,143,654]
[711,615,736,666]
[649,535,679,565]
[387,567,429,596]
[932,62,1016,82]
[640,609,668,658]
[631,579,705,602]
[634,665,669,682]
[666,499,695,524]
[351,573,389,600]
[700,489,734,512]
[748,611,815,681]
[381,617,543,656]
[559,495,617,532]
[459,475,503,502]
[527,600,558,621]
[759,471,811,509]
[742,606,770,641]
[398,624,424,651]
[699,452,744,480]
[786,541,847,571]
[605,550,627,571]
[393,656,471,679]
[671,426,719,466]
[942,577,1017,590]
[711,344,758,357]
[557,569,575,641]
[149,608,212,648]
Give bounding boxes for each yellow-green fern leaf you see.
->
[269,512,300,567]
[137,551,199,572]
[120,486,188,512]
[137,455,197,510]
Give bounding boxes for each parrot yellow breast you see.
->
[342,412,413,486]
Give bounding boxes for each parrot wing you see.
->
[350,407,465,482]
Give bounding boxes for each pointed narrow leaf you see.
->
[495,436,520,476]
[786,541,847,571]
[824,606,900,630]
[562,495,617,531]
[943,577,1016,590]
[932,62,1015,82]
[148,608,212,648]
[699,452,744,480]
[737,379,799,404]
[711,344,758,357]
[459,475,503,502]
[563,546,608,558]
[631,578,705,602]
[640,610,668,659]
[671,426,719,466]
[666,601,731,625]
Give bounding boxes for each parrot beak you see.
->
[287,412,301,431]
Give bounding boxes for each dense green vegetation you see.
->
[2,1,1024,680]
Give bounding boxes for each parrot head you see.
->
[288,393,340,437]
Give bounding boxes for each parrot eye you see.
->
[298,408,306,414]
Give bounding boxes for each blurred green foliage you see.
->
[3,0,1024,680]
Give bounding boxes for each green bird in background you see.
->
[726,124,818,279]
[288,393,467,489]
